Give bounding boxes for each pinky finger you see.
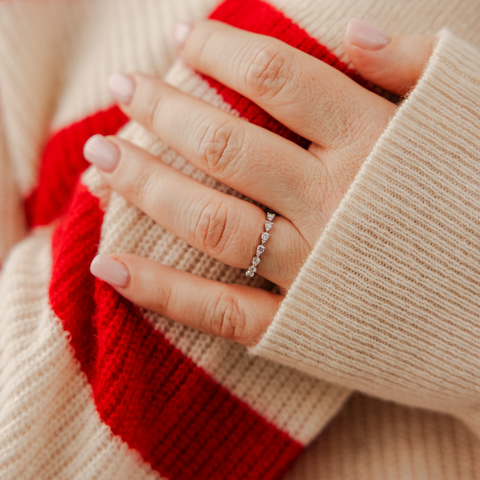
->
[90,254,281,346]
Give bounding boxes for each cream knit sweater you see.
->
[1,0,480,479]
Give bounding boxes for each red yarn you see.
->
[25,106,128,227]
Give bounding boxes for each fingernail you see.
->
[172,22,192,48]
[83,134,120,172]
[346,19,390,50]
[90,254,130,288]
[108,72,135,105]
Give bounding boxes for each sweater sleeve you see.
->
[250,29,480,435]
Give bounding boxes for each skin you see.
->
[87,20,435,346]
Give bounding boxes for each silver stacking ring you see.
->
[246,212,275,278]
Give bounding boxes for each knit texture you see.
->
[0,231,163,480]
[286,393,480,480]
[251,29,480,435]
[24,106,128,227]
[1,0,480,478]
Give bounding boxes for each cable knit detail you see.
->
[251,29,480,434]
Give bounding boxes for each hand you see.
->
[85,19,435,346]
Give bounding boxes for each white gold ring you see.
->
[246,212,275,278]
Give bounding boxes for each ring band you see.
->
[246,212,276,278]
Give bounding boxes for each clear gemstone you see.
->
[256,245,265,256]
[252,256,261,266]
[267,213,275,221]
[265,221,274,232]
[248,266,257,273]
[246,270,255,277]
[261,232,270,244]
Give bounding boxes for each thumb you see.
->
[343,19,436,96]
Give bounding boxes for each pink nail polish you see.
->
[172,22,192,48]
[346,19,390,50]
[90,255,130,288]
[108,72,135,105]
[83,134,120,172]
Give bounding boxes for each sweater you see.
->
[0,0,479,479]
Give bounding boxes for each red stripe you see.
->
[50,183,302,480]
[206,0,374,149]
[50,184,104,377]
[25,106,128,227]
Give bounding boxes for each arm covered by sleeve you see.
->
[250,29,480,435]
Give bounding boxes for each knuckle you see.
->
[151,276,174,317]
[197,118,244,178]
[283,229,312,285]
[244,44,294,101]
[343,108,366,143]
[129,164,158,205]
[208,290,246,341]
[329,103,369,149]
[297,172,326,213]
[190,21,220,65]
[146,89,169,132]
[321,167,341,211]
[325,109,352,149]
[192,196,236,257]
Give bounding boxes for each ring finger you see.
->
[84,135,310,287]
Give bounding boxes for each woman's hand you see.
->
[85,19,434,346]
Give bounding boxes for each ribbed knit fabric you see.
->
[1,0,480,479]
[0,231,163,480]
[286,393,480,480]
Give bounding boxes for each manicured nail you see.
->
[90,254,130,288]
[83,134,120,172]
[346,19,390,50]
[108,72,135,105]
[172,22,192,48]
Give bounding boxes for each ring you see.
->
[246,212,275,278]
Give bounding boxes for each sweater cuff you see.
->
[250,30,480,429]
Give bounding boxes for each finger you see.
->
[344,19,435,96]
[170,20,393,149]
[107,73,321,220]
[84,135,310,287]
[90,254,281,346]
